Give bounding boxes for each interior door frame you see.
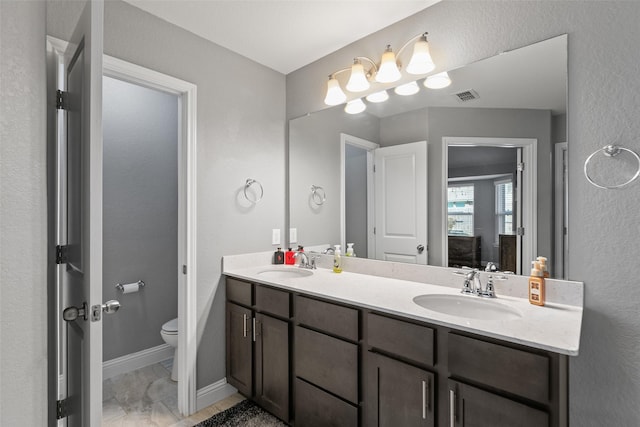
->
[340,133,378,257]
[554,142,568,279]
[442,137,537,274]
[47,37,199,417]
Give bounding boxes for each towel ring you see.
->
[310,185,326,206]
[584,144,640,189]
[244,178,264,203]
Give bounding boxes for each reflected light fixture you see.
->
[345,59,370,92]
[394,81,420,96]
[366,90,389,103]
[424,71,452,89]
[323,32,439,106]
[324,75,347,105]
[345,98,366,114]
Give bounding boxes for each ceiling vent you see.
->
[453,89,480,102]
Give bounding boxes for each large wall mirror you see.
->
[289,35,567,278]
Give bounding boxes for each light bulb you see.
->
[324,76,347,105]
[345,59,370,92]
[394,81,420,96]
[406,34,435,75]
[344,98,366,114]
[365,90,389,103]
[375,45,401,83]
[424,71,452,89]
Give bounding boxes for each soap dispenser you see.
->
[528,261,545,306]
[346,243,355,257]
[333,244,343,273]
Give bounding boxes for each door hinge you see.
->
[373,164,376,173]
[517,162,525,172]
[517,227,525,236]
[182,265,187,275]
[56,245,70,264]
[56,398,69,419]
[56,90,69,110]
[373,227,376,235]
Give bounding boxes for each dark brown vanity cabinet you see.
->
[294,295,360,427]
[225,278,291,422]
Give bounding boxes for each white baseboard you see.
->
[196,378,238,412]
[103,344,175,380]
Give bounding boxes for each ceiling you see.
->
[122,0,440,74]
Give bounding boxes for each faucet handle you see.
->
[479,274,508,298]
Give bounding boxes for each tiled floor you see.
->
[102,359,245,427]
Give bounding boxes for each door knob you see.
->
[417,244,425,254]
[90,300,121,322]
[63,302,88,322]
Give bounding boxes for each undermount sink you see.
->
[257,268,314,279]
[413,294,522,320]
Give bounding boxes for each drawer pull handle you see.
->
[422,380,427,419]
[252,317,257,342]
[449,389,456,427]
[242,314,247,338]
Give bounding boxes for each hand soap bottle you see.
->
[536,256,550,278]
[346,243,355,257]
[333,244,343,273]
[285,248,295,265]
[273,248,284,264]
[528,261,545,306]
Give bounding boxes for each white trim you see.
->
[554,142,568,279]
[443,137,537,274]
[196,378,238,412]
[340,133,379,256]
[102,344,175,380]
[103,56,198,417]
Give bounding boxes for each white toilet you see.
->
[160,318,179,381]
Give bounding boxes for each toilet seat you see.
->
[162,318,178,334]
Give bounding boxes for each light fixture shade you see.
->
[324,77,347,105]
[375,46,401,83]
[365,90,389,103]
[394,81,420,96]
[406,36,435,75]
[344,98,366,114]
[424,71,452,89]
[346,60,370,92]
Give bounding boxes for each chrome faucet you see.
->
[294,251,316,269]
[322,247,335,255]
[454,268,506,298]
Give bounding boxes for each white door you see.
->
[374,141,428,264]
[57,1,105,425]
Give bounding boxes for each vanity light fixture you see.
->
[424,71,452,89]
[365,90,389,103]
[394,81,420,96]
[345,98,366,114]
[323,32,437,105]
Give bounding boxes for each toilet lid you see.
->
[162,318,178,333]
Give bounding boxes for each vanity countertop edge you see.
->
[222,255,583,356]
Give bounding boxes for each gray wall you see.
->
[345,145,368,258]
[286,1,640,424]
[102,76,179,361]
[0,1,48,425]
[47,0,286,388]
[289,107,379,248]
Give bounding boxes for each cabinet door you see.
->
[226,302,253,396]
[366,352,435,427]
[448,380,549,427]
[255,313,290,421]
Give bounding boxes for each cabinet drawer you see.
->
[295,326,358,403]
[448,333,550,403]
[295,295,359,341]
[226,277,252,306]
[255,284,290,318]
[295,378,358,427]
[367,313,435,367]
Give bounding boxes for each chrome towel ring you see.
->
[244,178,264,203]
[310,185,326,206]
[584,144,640,189]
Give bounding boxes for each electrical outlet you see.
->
[272,228,280,245]
[289,228,298,244]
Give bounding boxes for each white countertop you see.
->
[223,257,583,356]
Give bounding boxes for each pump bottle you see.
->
[333,244,343,273]
[528,261,545,306]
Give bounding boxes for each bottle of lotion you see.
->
[333,244,343,273]
[528,261,545,306]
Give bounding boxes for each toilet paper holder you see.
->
[115,280,145,293]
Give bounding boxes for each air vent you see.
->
[453,89,480,102]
